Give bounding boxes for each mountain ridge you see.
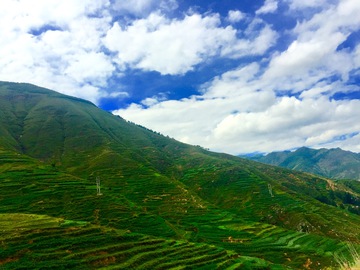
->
[245,146,360,180]
[1,81,360,269]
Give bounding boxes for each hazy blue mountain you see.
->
[246,146,360,180]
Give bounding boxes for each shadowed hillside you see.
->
[245,147,360,180]
[1,81,360,269]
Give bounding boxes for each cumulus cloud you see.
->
[211,97,360,153]
[113,0,178,17]
[115,63,270,147]
[256,0,278,15]
[263,0,360,93]
[116,62,360,154]
[0,0,114,102]
[226,10,246,23]
[104,13,277,75]
[0,0,277,102]
[116,1,360,154]
[106,13,217,75]
[286,0,328,10]
[2,0,360,154]
[319,133,360,153]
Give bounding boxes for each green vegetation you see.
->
[245,147,360,180]
[0,81,360,269]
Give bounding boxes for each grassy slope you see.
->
[1,82,360,269]
[247,147,360,180]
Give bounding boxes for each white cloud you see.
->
[263,0,360,93]
[64,52,115,86]
[104,13,277,75]
[0,0,114,103]
[354,45,360,67]
[115,0,360,154]
[201,63,262,98]
[114,62,276,149]
[113,0,178,17]
[211,97,338,151]
[107,91,129,98]
[116,64,360,154]
[293,0,360,36]
[262,37,342,91]
[227,10,246,23]
[1,0,360,155]
[286,0,328,10]
[249,25,279,55]
[0,0,110,32]
[0,0,277,103]
[256,0,278,15]
[318,133,360,153]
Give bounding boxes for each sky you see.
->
[1,0,360,155]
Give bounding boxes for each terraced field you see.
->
[1,148,359,269]
[1,214,261,269]
[1,82,360,269]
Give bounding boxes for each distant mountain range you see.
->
[1,81,360,269]
[244,147,360,180]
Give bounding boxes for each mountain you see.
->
[246,147,360,180]
[1,81,360,269]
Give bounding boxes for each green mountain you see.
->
[1,81,360,269]
[246,147,360,180]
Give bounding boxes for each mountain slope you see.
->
[1,81,360,269]
[246,147,360,180]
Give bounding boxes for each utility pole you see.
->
[268,183,274,197]
[96,176,102,196]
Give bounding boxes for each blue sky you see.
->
[1,0,360,154]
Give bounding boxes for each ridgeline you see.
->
[1,81,360,269]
